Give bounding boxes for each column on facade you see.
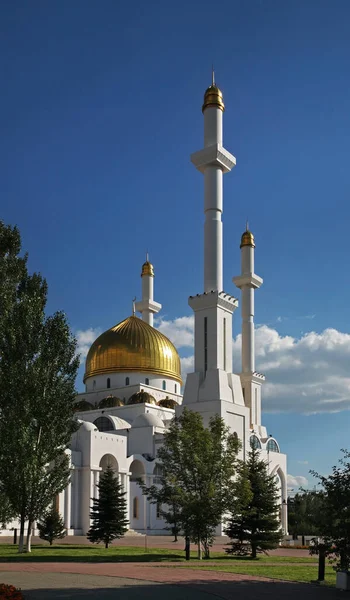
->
[121,472,131,526]
[72,468,80,532]
[64,479,72,531]
[93,469,100,499]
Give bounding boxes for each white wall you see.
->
[85,372,181,396]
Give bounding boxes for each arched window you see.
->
[162,380,166,391]
[175,384,177,393]
[250,434,262,450]
[107,378,111,389]
[133,497,139,519]
[145,378,149,385]
[94,417,113,432]
[267,438,279,453]
[125,377,129,386]
[153,463,163,484]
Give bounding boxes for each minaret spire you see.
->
[233,227,264,427]
[134,256,161,327]
[183,78,238,405]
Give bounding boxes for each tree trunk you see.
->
[203,540,210,559]
[18,514,25,553]
[197,539,202,560]
[185,536,190,561]
[50,540,53,546]
[105,541,109,549]
[26,520,33,553]
[251,544,257,559]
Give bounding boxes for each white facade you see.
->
[2,78,288,538]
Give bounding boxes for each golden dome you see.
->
[127,390,157,405]
[158,397,177,409]
[202,84,225,113]
[84,316,182,384]
[141,261,154,277]
[240,230,255,248]
[98,396,124,409]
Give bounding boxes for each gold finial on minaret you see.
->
[132,296,136,316]
[202,69,225,113]
[141,253,154,277]
[240,222,255,248]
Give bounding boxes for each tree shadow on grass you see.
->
[0,551,185,563]
[6,577,343,600]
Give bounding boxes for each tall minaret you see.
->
[135,256,161,327]
[233,227,265,428]
[183,76,238,404]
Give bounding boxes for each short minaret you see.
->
[233,227,265,428]
[183,76,239,404]
[135,255,161,327]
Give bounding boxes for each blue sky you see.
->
[2,0,350,488]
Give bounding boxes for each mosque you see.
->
[5,78,288,537]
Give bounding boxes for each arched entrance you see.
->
[129,459,146,531]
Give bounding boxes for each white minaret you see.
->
[183,76,239,405]
[135,256,161,327]
[233,227,265,428]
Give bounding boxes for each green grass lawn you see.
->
[176,562,336,586]
[0,544,317,564]
[0,544,186,563]
[0,544,334,586]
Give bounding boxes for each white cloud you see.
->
[287,474,308,490]
[233,325,350,414]
[156,316,350,415]
[180,355,194,379]
[156,315,194,348]
[76,328,101,363]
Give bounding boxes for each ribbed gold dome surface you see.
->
[84,316,182,384]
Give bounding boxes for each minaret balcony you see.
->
[135,299,162,314]
[232,273,263,289]
[191,144,236,174]
[188,290,238,313]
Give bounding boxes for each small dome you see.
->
[73,400,95,412]
[84,316,182,384]
[240,230,255,248]
[132,413,164,428]
[202,84,225,113]
[127,390,157,405]
[78,420,98,432]
[98,396,124,409]
[158,397,177,409]
[141,261,154,277]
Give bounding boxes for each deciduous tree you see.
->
[0,221,79,552]
[311,450,350,572]
[139,409,241,559]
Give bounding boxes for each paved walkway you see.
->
[0,562,343,599]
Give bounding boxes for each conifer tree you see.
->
[37,508,66,545]
[0,221,80,552]
[87,466,128,548]
[226,447,282,558]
